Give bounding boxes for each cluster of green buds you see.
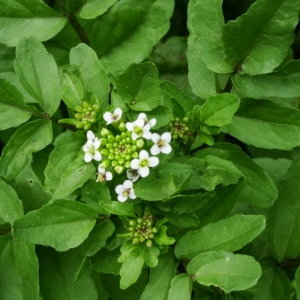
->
[99,123,145,175]
[125,211,157,247]
[169,117,192,143]
[74,102,101,131]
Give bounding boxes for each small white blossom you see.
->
[150,132,172,155]
[83,131,101,163]
[115,180,137,202]
[130,150,159,177]
[126,119,152,140]
[96,166,113,182]
[138,113,156,128]
[126,169,140,182]
[103,108,122,125]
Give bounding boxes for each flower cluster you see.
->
[125,211,157,247]
[75,102,101,131]
[169,117,192,143]
[82,108,172,201]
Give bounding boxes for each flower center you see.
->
[139,159,149,167]
[123,189,130,197]
[157,139,165,148]
[112,113,119,120]
[133,126,143,135]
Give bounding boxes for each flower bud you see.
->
[132,152,138,159]
[124,161,131,169]
[115,135,121,142]
[76,106,83,113]
[100,138,108,145]
[112,160,118,167]
[101,149,110,156]
[125,154,131,161]
[108,135,115,143]
[106,143,113,149]
[75,113,82,120]
[137,218,143,224]
[119,122,126,132]
[76,123,84,129]
[83,123,92,131]
[101,128,112,137]
[152,227,158,233]
[83,102,89,109]
[132,238,140,244]
[118,158,125,165]
[139,237,145,243]
[136,139,144,149]
[146,240,153,247]
[121,132,126,139]
[100,159,111,168]
[108,154,115,160]
[129,220,136,226]
[115,165,124,174]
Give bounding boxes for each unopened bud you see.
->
[83,102,89,109]
[115,165,124,174]
[76,106,83,113]
[136,139,144,149]
[132,238,140,244]
[101,149,110,156]
[146,240,153,247]
[119,122,126,132]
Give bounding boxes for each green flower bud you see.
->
[74,113,82,120]
[146,240,153,247]
[108,154,115,160]
[109,149,115,153]
[108,135,115,143]
[137,218,143,224]
[173,134,179,139]
[76,106,83,113]
[100,138,108,145]
[83,102,89,109]
[76,123,84,129]
[100,159,111,168]
[112,160,118,167]
[115,135,122,142]
[115,165,124,174]
[101,149,110,156]
[124,161,131,169]
[113,143,118,148]
[84,123,92,130]
[139,237,145,243]
[132,152,138,159]
[90,118,97,124]
[106,143,113,150]
[129,220,136,226]
[119,122,126,132]
[126,130,131,137]
[131,145,137,152]
[118,158,125,165]
[152,227,158,233]
[92,104,99,111]
[134,232,140,237]
[101,128,112,137]
[182,117,189,123]
[121,132,126,139]
[125,155,131,161]
[149,233,154,239]
[132,238,140,244]
[136,139,144,149]
[128,227,135,232]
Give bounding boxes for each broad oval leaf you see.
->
[0,79,32,130]
[101,201,136,217]
[0,0,67,47]
[13,200,97,251]
[175,214,266,259]
[0,119,53,181]
[79,0,118,19]
[90,0,175,72]
[222,0,300,75]
[0,235,39,300]
[222,99,300,150]
[0,179,23,225]
[167,274,192,300]
[15,36,61,116]
[187,251,262,293]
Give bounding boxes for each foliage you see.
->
[1,0,300,299]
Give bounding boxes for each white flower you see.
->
[130,150,159,177]
[126,169,140,182]
[103,108,122,125]
[83,132,102,162]
[138,113,156,128]
[96,166,113,182]
[150,132,172,155]
[126,119,152,140]
[115,180,137,202]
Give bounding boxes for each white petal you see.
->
[84,153,93,162]
[87,130,95,140]
[126,122,134,131]
[134,118,144,128]
[149,118,156,127]
[143,123,151,130]
[161,132,172,143]
[151,133,160,143]
[131,132,139,140]
[123,180,133,189]
[148,156,159,167]
[83,142,91,152]
[98,166,105,173]
[150,144,161,155]
[103,112,113,123]
[115,185,124,194]
[114,107,123,119]
[139,166,149,177]
[161,144,172,154]
[118,194,128,202]
[131,174,139,182]
[139,150,149,160]
[131,159,140,169]
[106,172,113,181]
[142,130,152,140]
[138,113,147,120]
[94,151,102,161]
[129,190,137,199]
[94,138,101,149]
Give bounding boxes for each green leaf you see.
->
[232,60,300,99]
[90,0,175,72]
[141,250,176,300]
[189,155,242,191]
[187,251,262,293]
[0,0,67,47]
[112,62,160,111]
[154,225,175,245]
[91,247,121,274]
[167,274,192,300]
[0,78,32,130]
[61,69,84,110]
[175,214,266,259]
[0,235,39,300]
[200,93,240,127]
[222,0,300,75]
[187,37,217,99]
[101,201,136,217]
[79,0,118,19]
[165,212,199,228]
[52,157,95,200]
[0,119,52,181]
[141,244,160,268]
[69,43,110,104]
[15,36,61,116]
[38,247,98,300]
[187,0,233,73]
[0,179,23,225]
[44,132,85,194]
[195,143,277,207]
[13,200,97,251]
[135,163,193,200]
[296,267,300,300]
[120,250,144,289]
[222,99,300,150]
[81,219,115,256]
[252,267,292,300]
[267,156,300,261]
